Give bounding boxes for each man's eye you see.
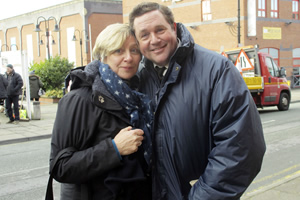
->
[157,28,165,33]
[141,33,149,39]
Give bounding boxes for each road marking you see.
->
[262,120,275,124]
[0,166,48,177]
[243,165,300,198]
[252,164,300,184]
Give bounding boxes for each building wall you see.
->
[0,0,122,68]
[123,0,300,84]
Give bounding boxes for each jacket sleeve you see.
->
[15,74,23,92]
[50,91,122,183]
[189,60,266,199]
[3,75,8,88]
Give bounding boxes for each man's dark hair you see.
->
[129,2,174,33]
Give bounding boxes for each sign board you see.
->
[263,27,281,40]
[235,49,254,72]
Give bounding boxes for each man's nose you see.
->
[150,33,160,44]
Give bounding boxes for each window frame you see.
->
[258,0,266,17]
[293,48,300,67]
[259,47,280,66]
[202,0,212,21]
[292,0,299,20]
[270,0,279,18]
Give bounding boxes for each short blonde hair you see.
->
[92,23,133,61]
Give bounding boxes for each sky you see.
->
[0,0,72,20]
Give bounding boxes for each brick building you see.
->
[0,0,122,68]
[123,0,300,87]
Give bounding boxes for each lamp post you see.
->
[34,16,60,60]
[72,29,89,66]
[237,0,241,46]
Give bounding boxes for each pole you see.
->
[237,0,241,46]
[80,38,83,66]
[46,28,50,60]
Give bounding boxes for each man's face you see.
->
[6,67,12,74]
[133,10,177,66]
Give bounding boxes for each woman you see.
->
[29,70,43,101]
[50,24,152,200]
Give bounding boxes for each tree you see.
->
[30,56,74,97]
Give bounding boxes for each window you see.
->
[202,0,212,21]
[265,57,275,76]
[293,0,299,19]
[10,37,17,51]
[271,0,279,18]
[259,48,279,65]
[293,48,300,67]
[258,0,266,17]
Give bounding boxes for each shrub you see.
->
[30,56,74,96]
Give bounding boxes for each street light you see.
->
[34,16,60,60]
[39,35,56,45]
[1,44,10,51]
[72,29,89,66]
[10,44,18,51]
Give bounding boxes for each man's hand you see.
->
[114,126,144,155]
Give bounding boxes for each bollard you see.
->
[31,101,41,120]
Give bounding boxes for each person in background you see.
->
[0,73,8,121]
[29,70,43,101]
[50,23,152,200]
[129,2,266,199]
[5,64,23,125]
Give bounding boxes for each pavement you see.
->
[0,88,300,199]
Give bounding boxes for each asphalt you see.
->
[0,88,300,199]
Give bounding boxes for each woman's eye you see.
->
[131,48,140,54]
[114,49,122,54]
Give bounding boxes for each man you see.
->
[5,64,23,124]
[129,2,266,200]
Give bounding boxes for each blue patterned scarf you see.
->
[99,62,153,164]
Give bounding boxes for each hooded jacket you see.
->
[0,74,8,99]
[50,60,151,200]
[29,74,43,99]
[138,23,266,200]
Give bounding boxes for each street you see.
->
[242,102,300,199]
[0,139,60,200]
[0,103,299,199]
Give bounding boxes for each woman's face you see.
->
[104,36,141,80]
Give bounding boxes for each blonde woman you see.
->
[49,24,152,200]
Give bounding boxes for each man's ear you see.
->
[172,22,177,32]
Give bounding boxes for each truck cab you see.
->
[223,45,291,111]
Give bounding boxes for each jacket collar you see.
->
[70,60,124,111]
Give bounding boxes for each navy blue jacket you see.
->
[138,23,266,200]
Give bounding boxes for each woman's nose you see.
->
[124,51,133,61]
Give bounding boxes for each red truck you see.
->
[222,45,291,111]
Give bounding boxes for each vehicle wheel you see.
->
[277,92,290,111]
